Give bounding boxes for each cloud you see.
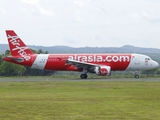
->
[0,0,160,48]
[0,8,6,14]
[37,4,55,17]
[20,0,38,5]
[142,9,160,24]
[20,0,55,17]
[74,0,91,7]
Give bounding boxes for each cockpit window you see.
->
[145,58,151,60]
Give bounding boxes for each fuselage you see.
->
[4,30,159,79]
[4,53,159,72]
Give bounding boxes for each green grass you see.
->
[0,81,160,120]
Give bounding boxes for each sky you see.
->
[0,0,160,48]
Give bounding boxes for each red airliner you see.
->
[3,30,159,79]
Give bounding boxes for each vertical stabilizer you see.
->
[6,30,34,61]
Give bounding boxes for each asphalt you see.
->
[0,77,160,82]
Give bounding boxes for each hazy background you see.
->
[0,0,160,48]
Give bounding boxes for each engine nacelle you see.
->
[94,66,111,76]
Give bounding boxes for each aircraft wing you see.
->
[66,59,99,70]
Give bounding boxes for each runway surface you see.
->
[0,77,160,82]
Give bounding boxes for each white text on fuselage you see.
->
[8,35,31,61]
[68,55,130,62]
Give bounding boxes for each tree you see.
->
[37,49,44,54]
[0,49,26,76]
[0,55,3,65]
[44,51,49,54]
[0,62,26,76]
[30,48,37,53]
[141,67,160,76]
[0,49,51,76]
[5,50,10,55]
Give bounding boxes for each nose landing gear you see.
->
[134,70,139,79]
[134,74,139,79]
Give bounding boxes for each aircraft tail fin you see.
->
[5,30,34,60]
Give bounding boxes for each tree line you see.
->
[0,49,53,76]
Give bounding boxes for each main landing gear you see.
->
[80,74,88,79]
[80,69,88,79]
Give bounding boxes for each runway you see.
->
[0,77,160,82]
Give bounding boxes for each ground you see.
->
[0,77,160,120]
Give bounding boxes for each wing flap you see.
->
[66,59,99,69]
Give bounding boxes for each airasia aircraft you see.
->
[3,30,159,79]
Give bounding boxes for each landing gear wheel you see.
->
[80,74,88,79]
[134,75,139,79]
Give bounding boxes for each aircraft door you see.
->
[134,55,140,65]
[145,58,149,66]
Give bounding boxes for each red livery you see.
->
[3,30,159,79]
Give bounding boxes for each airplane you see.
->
[3,30,159,79]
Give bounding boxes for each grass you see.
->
[0,81,160,120]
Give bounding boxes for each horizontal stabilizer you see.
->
[3,56,24,63]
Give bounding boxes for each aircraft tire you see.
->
[134,75,139,79]
[80,74,88,79]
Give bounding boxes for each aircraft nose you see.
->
[153,61,159,68]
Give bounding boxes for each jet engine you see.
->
[94,66,111,76]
